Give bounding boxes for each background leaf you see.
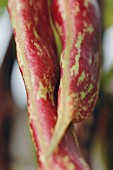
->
[103,0,113,28]
[0,0,7,8]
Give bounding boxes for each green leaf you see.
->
[103,0,113,28]
[50,20,62,59]
[101,67,113,92]
[0,0,7,8]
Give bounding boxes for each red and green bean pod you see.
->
[48,0,101,155]
[8,0,101,169]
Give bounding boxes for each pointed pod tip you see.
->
[46,115,72,157]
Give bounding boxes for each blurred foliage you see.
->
[101,68,113,92]
[97,92,113,170]
[103,0,113,28]
[0,0,7,8]
[101,0,113,90]
[51,22,62,59]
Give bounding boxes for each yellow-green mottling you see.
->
[83,106,87,111]
[34,42,42,55]
[34,42,40,49]
[80,83,93,99]
[71,32,84,76]
[75,32,84,49]
[44,75,55,105]
[48,82,55,105]
[71,54,80,76]
[84,0,90,7]
[84,22,94,34]
[78,71,86,82]
[37,82,48,100]
[63,156,75,170]
[71,21,94,77]
[63,156,69,163]
[75,112,81,121]
[37,76,55,105]
[81,91,86,99]
[68,162,75,170]
[33,27,39,39]
[88,83,93,93]
[86,24,94,34]
[88,93,96,105]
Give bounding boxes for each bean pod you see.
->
[8,0,100,169]
[48,0,101,155]
[8,0,59,168]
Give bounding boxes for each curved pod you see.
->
[48,0,101,155]
[8,0,59,168]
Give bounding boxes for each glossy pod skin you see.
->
[8,0,59,167]
[8,0,92,169]
[47,0,101,156]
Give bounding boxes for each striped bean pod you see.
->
[8,0,100,169]
[47,0,101,156]
[8,0,59,168]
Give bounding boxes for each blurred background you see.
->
[0,0,113,170]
